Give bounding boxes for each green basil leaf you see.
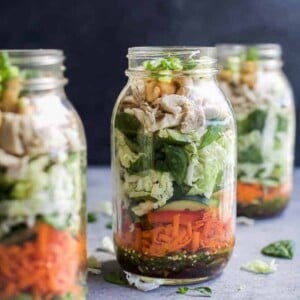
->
[104,271,128,285]
[261,240,294,259]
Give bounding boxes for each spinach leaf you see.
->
[115,112,141,135]
[87,212,98,223]
[127,154,152,173]
[276,115,288,132]
[104,271,128,285]
[105,221,112,229]
[238,145,263,163]
[238,109,267,134]
[200,125,222,149]
[164,145,188,184]
[261,240,294,259]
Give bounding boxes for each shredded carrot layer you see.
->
[116,208,234,257]
[237,179,292,205]
[0,223,86,300]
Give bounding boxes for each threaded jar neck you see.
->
[1,49,67,90]
[126,46,218,77]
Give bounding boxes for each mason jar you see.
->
[111,47,236,284]
[217,44,295,218]
[0,50,87,299]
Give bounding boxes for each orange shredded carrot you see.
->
[116,208,234,257]
[237,179,292,204]
[0,223,85,299]
[192,231,200,253]
[172,214,180,237]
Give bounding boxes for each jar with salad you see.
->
[111,47,236,284]
[0,50,87,299]
[217,44,295,218]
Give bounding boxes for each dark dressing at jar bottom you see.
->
[237,197,289,218]
[116,246,232,281]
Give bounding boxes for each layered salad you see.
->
[112,55,236,280]
[0,52,86,299]
[219,46,295,217]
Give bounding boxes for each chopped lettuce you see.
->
[185,137,228,198]
[238,130,263,163]
[115,130,141,168]
[241,259,277,274]
[237,109,267,135]
[123,169,173,207]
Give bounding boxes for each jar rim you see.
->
[216,43,282,60]
[127,46,216,58]
[2,49,65,66]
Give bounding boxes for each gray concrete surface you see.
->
[87,167,300,300]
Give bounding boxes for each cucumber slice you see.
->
[158,199,219,211]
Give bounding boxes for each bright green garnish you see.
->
[143,57,198,72]
[0,52,20,82]
[246,47,258,61]
[261,240,294,259]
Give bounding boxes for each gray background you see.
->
[0,0,299,165]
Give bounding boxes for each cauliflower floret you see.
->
[123,170,173,215]
[115,129,140,168]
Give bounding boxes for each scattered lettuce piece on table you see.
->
[241,259,277,274]
[261,240,294,259]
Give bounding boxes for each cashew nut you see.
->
[173,76,193,87]
[218,69,233,82]
[17,98,34,115]
[145,80,160,102]
[157,81,176,96]
[2,78,23,112]
[241,61,257,73]
[176,87,187,96]
[240,73,256,89]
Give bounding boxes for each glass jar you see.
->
[111,47,236,284]
[0,50,87,299]
[217,44,295,218]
